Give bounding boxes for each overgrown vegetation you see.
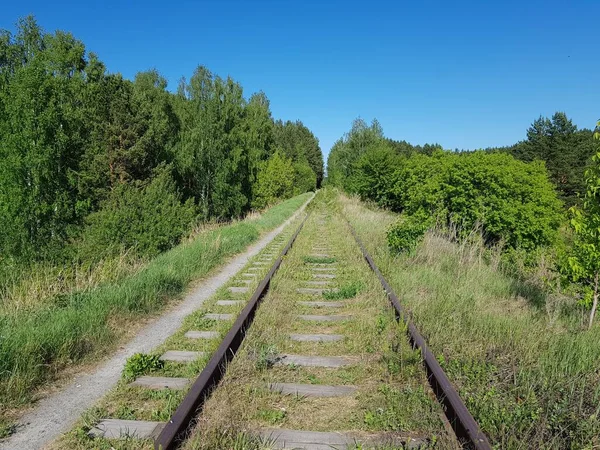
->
[0,14,322,430]
[343,193,600,448]
[0,192,311,432]
[0,16,322,267]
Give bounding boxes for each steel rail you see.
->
[155,212,311,450]
[345,219,492,450]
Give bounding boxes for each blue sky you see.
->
[2,0,599,159]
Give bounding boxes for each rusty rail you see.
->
[345,219,492,450]
[154,213,310,450]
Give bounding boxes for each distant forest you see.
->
[0,17,323,265]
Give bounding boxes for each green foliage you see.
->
[258,408,286,424]
[323,281,362,299]
[326,118,384,189]
[122,353,164,382]
[252,151,296,208]
[348,143,400,207]
[273,120,323,187]
[292,159,317,195]
[303,255,337,264]
[509,113,599,206]
[0,16,323,265]
[80,165,196,260]
[0,193,306,413]
[392,152,562,250]
[568,146,600,327]
[387,213,432,254]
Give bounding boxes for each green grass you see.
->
[342,192,600,449]
[0,193,311,430]
[303,255,337,264]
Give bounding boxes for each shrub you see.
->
[389,152,563,250]
[252,151,296,209]
[292,160,317,195]
[387,213,432,253]
[79,164,196,260]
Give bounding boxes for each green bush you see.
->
[389,152,563,250]
[252,151,296,209]
[80,164,196,260]
[387,214,431,253]
[293,160,317,195]
[347,143,400,208]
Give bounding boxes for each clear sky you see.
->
[2,0,599,159]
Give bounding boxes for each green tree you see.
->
[326,118,384,190]
[348,142,399,207]
[252,151,295,208]
[569,120,600,328]
[0,17,88,260]
[273,120,323,186]
[511,112,598,206]
[80,164,195,260]
[292,159,317,195]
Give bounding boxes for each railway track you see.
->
[64,200,491,450]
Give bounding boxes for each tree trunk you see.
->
[589,271,599,330]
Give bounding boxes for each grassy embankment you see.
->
[0,193,311,437]
[342,193,600,449]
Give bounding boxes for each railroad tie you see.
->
[297,301,344,308]
[297,314,351,322]
[304,280,333,287]
[289,333,344,342]
[215,300,243,306]
[185,330,219,339]
[89,419,165,440]
[296,287,339,295]
[269,383,356,397]
[229,286,249,293]
[275,354,351,368]
[160,350,206,363]
[312,274,336,279]
[130,376,189,390]
[257,429,428,450]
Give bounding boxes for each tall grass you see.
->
[0,193,311,418]
[342,194,600,449]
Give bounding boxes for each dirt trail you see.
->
[0,197,312,450]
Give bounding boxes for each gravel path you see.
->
[0,198,311,450]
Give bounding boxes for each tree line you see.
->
[0,17,323,265]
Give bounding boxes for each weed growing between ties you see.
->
[342,192,600,449]
[0,193,310,436]
[122,353,164,382]
[323,281,362,300]
[303,255,337,264]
